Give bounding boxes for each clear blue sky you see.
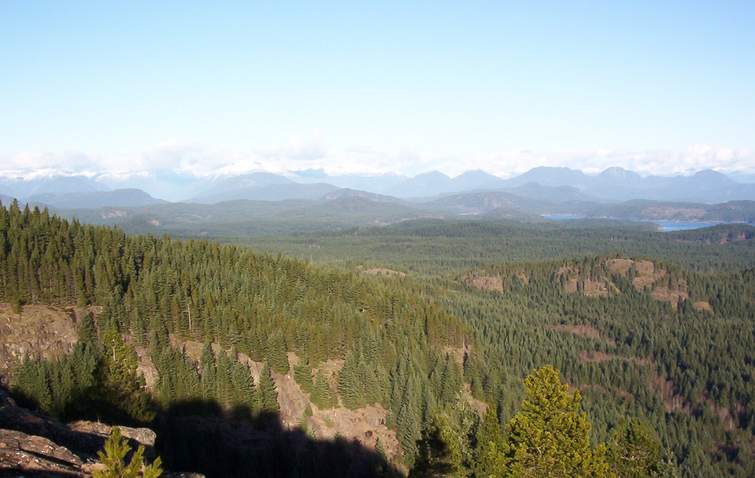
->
[2,1,754,175]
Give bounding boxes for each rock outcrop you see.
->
[0,387,199,477]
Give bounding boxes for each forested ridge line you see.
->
[0,200,466,472]
[1,200,752,477]
[442,255,753,476]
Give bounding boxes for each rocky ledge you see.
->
[0,387,200,477]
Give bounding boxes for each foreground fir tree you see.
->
[502,365,612,477]
[474,409,506,478]
[607,419,679,478]
[93,427,163,478]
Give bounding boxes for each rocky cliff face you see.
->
[0,387,199,477]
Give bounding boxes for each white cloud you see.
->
[1,144,753,180]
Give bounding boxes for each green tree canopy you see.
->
[93,427,163,478]
[502,365,612,477]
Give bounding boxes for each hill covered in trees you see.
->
[0,200,752,477]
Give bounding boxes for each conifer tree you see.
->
[231,359,257,413]
[100,324,153,422]
[607,419,678,478]
[267,331,290,374]
[501,365,611,477]
[200,343,216,401]
[257,363,279,413]
[410,413,464,478]
[293,359,313,393]
[94,427,163,478]
[310,370,336,409]
[474,409,506,478]
[338,351,362,409]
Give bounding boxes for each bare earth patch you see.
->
[0,303,81,380]
[462,383,488,416]
[308,404,401,463]
[513,271,529,285]
[693,301,713,313]
[313,358,345,393]
[582,278,611,297]
[578,384,633,401]
[134,346,159,390]
[578,351,651,366]
[442,344,468,368]
[273,369,310,428]
[605,258,634,276]
[631,260,666,290]
[548,324,616,347]
[651,285,689,308]
[361,267,406,278]
[651,374,692,414]
[463,273,504,292]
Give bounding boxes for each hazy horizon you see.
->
[3,2,755,178]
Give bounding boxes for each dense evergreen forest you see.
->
[239,219,755,276]
[1,200,752,477]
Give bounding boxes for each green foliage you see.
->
[502,366,612,477]
[258,363,279,412]
[11,301,154,423]
[267,331,290,374]
[293,359,314,393]
[310,370,337,409]
[339,350,384,409]
[100,324,154,422]
[475,409,506,478]
[410,413,464,478]
[607,419,678,478]
[93,427,163,478]
[2,203,752,476]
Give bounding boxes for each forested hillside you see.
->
[455,257,753,476]
[1,201,752,477]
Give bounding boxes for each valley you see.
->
[3,4,754,476]
[0,202,752,476]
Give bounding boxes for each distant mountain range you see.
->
[27,189,165,209]
[1,168,753,221]
[189,173,340,203]
[0,175,108,199]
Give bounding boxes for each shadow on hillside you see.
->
[154,399,403,478]
[2,387,402,478]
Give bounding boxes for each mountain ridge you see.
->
[2,167,753,205]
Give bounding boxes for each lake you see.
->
[541,214,728,232]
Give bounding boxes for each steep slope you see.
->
[0,203,468,474]
[0,386,195,477]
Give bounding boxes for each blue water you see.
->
[652,221,720,232]
[541,214,733,232]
